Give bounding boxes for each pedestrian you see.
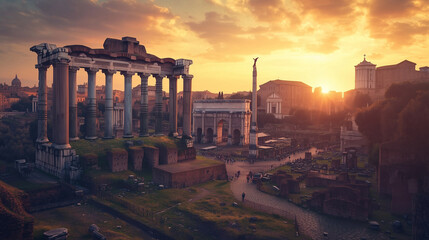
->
[246,175,250,183]
[242,192,246,202]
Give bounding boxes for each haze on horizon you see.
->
[1,0,429,93]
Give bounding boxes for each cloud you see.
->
[368,18,429,47]
[369,0,417,18]
[366,0,429,47]
[247,0,300,25]
[0,0,178,47]
[186,11,293,60]
[296,0,356,18]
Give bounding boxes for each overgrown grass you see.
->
[98,180,308,240]
[33,202,149,240]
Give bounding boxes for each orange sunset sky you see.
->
[1,0,429,93]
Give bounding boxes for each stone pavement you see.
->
[226,149,387,240]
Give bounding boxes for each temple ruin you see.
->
[30,37,193,179]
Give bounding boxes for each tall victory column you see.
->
[249,57,259,158]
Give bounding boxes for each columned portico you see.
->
[69,66,79,141]
[182,74,193,136]
[139,73,150,136]
[122,71,134,138]
[36,65,49,143]
[103,69,115,139]
[85,68,98,140]
[168,75,178,136]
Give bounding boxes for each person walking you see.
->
[242,192,246,202]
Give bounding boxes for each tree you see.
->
[353,92,372,109]
[10,96,33,112]
[258,113,277,128]
[355,82,429,157]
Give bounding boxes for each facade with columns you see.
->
[30,37,193,179]
[192,99,251,146]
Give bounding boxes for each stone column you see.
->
[85,68,98,140]
[69,66,79,141]
[103,69,115,139]
[228,112,232,145]
[154,74,164,135]
[52,58,70,148]
[182,74,193,137]
[138,73,150,136]
[168,75,178,136]
[201,111,205,143]
[36,65,49,143]
[122,71,134,138]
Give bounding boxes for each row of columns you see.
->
[36,63,193,146]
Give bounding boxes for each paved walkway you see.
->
[226,149,386,240]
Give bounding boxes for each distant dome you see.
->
[11,74,21,88]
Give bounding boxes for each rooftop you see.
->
[260,80,312,88]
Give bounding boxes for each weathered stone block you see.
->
[107,148,128,172]
[128,147,144,171]
[157,145,178,165]
[143,146,159,168]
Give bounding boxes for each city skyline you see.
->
[1,0,429,93]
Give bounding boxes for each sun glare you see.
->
[321,87,330,93]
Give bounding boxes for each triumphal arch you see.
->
[192,99,251,146]
[30,36,193,179]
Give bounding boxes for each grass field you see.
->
[33,202,150,240]
[92,180,308,240]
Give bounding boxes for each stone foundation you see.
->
[128,147,144,171]
[107,148,128,172]
[153,162,227,188]
[35,143,80,180]
[178,147,196,162]
[157,146,178,165]
[143,146,159,168]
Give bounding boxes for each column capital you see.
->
[153,74,166,80]
[182,74,194,80]
[35,64,49,70]
[52,58,70,65]
[69,66,80,72]
[102,69,116,75]
[121,71,135,77]
[85,67,99,73]
[138,72,151,79]
[168,75,179,80]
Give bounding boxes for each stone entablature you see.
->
[193,99,251,113]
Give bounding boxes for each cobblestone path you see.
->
[227,149,386,240]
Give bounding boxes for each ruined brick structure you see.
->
[107,148,128,172]
[153,161,227,188]
[308,183,371,221]
[128,147,144,171]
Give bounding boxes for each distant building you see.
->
[258,80,313,119]
[0,93,9,111]
[192,99,251,145]
[77,83,87,95]
[345,58,429,105]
